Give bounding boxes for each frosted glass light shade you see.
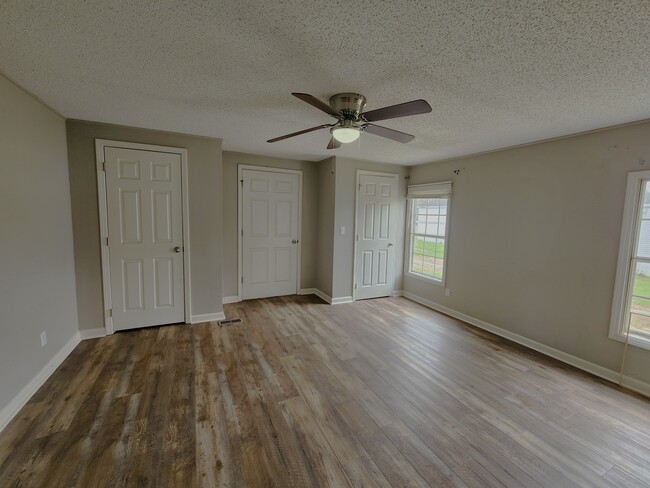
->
[332,127,360,143]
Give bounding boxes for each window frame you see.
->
[405,196,451,286]
[609,170,650,350]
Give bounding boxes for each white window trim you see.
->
[609,170,650,350]
[404,195,451,286]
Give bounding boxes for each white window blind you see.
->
[407,181,453,199]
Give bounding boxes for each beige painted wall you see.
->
[405,121,650,385]
[333,157,409,299]
[316,157,336,297]
[0,74,79,414]
[66,120,223,330]
[222,151,319,298]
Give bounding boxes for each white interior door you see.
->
[105,147,185,331]
[355,173,398,300]
[241,169,300,299]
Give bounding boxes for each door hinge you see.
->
[356,235,359,241]
[102,162,106,172]
[358,183,362,191]
[105,236,109,246]
[108,308,113,317]
[240,179,244,187]
[354,283,358,290]
[241,276,244,284]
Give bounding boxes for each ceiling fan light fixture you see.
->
[331,126,360,143]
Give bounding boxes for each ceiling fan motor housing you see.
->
[329,93,367,120]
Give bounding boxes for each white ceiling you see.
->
[1,1,649,165]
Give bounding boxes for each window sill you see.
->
[609,331,650,352]
[405,270,445,287]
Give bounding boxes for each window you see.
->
[610,170,650,350]
[406,182,452,284]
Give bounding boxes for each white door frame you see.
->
[352,170,399,301]
[95,139,192,334]
[237,164,303,300]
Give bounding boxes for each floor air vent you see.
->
[218,318,243,326]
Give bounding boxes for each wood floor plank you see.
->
[381,420,469,488]
[195,372,236,487]
[378,346,600,487]
[383,342,612,485]
[603,465,650,488]
[0,402,47,471]
[334,401,434,488]
[158,325,196,487]
[0,295,648,487]
[345,356,509,488]
[228,333,296,486]
[279,396,353,488]
[279,354,393,488]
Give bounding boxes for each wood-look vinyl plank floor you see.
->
[0,295,649,487]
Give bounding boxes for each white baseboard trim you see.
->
[79,328,106,340]
[300,289,355,305]
[402,291,650,398]
[313,289,333,304]
[331,296,354,305]
[0,331,81,434]
[190,312,226,324]
[300,288,331,303]
[299,288,318,296]
[299,288,335,304]
[392,290,404,297]
[222,296,241,304]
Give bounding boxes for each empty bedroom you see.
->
[0,1,649,487]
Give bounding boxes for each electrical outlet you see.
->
[40,332,47,347]
[445,288,451,297]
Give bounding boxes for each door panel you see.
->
[276,201,292,236]
[242,169,300,299]
[105,147,185,330]
[154,258,174,308]
[362,251,373,286]
[275,247,292,282]
[364,204,375,238]
[379,204,390,238]
[355,173,398,299]
[119,190,142,243]
[377,250,389,285]
[250,248,269,284]
[152,191,173,243]
[123,259,145,310]
[250,200,269,236]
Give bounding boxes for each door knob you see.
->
[173,246,182,253]
[388,243,394,247]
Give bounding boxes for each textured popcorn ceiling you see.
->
[1,1,649,165]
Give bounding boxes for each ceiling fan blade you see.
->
[267,124,331,143]
[327,137,341,149]
[292,93,340,117]
[361,99,432,122]
[363,123,415,143]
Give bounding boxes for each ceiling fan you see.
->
[267,93,432,149]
